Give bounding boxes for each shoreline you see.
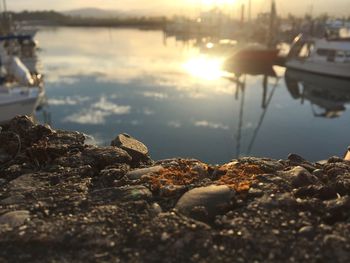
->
[0,116,350,262]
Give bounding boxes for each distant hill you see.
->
[64,8,167,19]
[64,8,125,18]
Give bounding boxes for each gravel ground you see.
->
[0,116,350,262]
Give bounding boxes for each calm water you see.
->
[35,27,350,164]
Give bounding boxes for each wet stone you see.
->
[0,210,30,228]
[175,185,235,222]
[111,133,149,162]
[126,166,163,180]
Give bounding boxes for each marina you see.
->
[30,27,350,163]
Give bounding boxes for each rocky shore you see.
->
[0,116,350,262]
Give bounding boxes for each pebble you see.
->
[111,133,149,161]
[248,188,264,198]
[0,179,5,185]
[175,185,235,222]
[126,166,163,180]
[0,210,30,228]
[298,226,315,239]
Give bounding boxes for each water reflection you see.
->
[227,74,280,158]
[33,28,350,163]
[184,55,225,80]
[285,70,350,118]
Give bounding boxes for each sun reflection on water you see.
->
[183,55,225,81]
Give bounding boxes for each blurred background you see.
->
[1,0,350,163]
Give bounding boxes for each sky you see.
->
[4,0,350,17]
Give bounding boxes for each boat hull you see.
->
[0,97,38,123]
[286,59,350,79]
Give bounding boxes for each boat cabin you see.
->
[288,34,350,64]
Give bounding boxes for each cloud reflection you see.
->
[168,121,182,128]
[142,91,169,100]
[92,96,131,115]
[194,120,229,130]
[63,96,131,125]
[48,96,90,106]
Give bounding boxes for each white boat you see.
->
[0,35,45,123]
[286,33,350,78]
[0,85,44,123]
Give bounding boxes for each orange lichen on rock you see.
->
[141,160,210,196]
[216,163,264,192]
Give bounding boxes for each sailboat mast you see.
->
[268,0,277,48]
[2,0,6,13]
[240,4,245,25]
[248,0,252,22]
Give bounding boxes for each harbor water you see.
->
[35,27,350,164]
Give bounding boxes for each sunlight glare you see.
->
[183,55,225,81]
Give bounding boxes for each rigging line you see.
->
[247,76,279,154]
[235,75,246,159]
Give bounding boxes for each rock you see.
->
[0,194,26,205]
[175,185,235,222]
[327,156,344,163]
[248,188,264,198]
[323,234,346,245]
[7,174,42,192]
[288,154,307,163]
[298,226,315,239]
[316,186,337,200]
[90,186,152,203]
[288,166,318,188]
[126,166,163,180]
[324,196,350,224]
[0,179,5,185]
[0,210,30,228]
[111,133,149,162]
[150,203,162,215]
[82,146,132,169]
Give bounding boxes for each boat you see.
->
[285,69,350,118]
[0,37,44,123]
[286,29,350,78]
[223,43,279,76]
[223,0,281,76]
[0,85,44,123]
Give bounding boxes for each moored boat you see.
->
[286,33,350,78]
